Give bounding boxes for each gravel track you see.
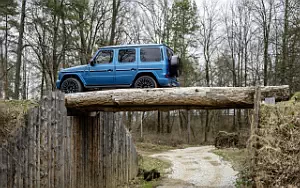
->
[151,146,238,188]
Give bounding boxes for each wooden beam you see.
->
[64,85,289,112]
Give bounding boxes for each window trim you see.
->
[140,47,163,63]
[118,48,136,63]
[94,49,114,64]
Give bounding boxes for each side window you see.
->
[140,48,162,62]
[167,48,173,61]
[95,50,113,64]
[118,49,136,63]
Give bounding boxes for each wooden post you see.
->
[0,91,139,188]
[157,111,161,133]
[140,112,143,140]
[250,86,261,176]
[187,110,191,144]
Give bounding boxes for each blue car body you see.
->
[56,44,179,90]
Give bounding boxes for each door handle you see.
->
[131,68,136,71]
[107,69,113,72]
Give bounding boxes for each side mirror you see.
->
[89,59,95,66]
[171,55,179,66]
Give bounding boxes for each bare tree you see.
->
[14,0,27,99]
[252,0,275,86]
[198,0,219,87]
[109,0,121,45]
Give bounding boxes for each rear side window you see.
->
[118,49,136,63]
[140,48,162,62]
[167,48,174,61]
[95,50,113,64]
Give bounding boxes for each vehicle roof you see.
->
[99,43,168,49]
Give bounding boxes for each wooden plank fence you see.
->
[0,92,138,188]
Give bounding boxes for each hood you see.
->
[61,65,88,73]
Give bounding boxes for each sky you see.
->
[194,0,229,8]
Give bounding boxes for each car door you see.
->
[115,48,138,85]
[84,49,115,86]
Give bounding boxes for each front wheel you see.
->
[60,78,83,93]
[134,76,158,88]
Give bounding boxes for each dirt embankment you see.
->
[0,100,37,144]
[251,101,300,187]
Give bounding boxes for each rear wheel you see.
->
[134,75,158,88]
[60,77,83,93]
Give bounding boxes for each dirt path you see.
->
[151,146,238,188]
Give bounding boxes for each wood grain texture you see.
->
[0,92,138,188]
[65,86,290,112]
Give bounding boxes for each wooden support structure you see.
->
[250,86,261,177]
[0,92,138,188]
[65,85,289,113]
[187,110,191,144]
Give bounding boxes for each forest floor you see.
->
[134,143,245,188]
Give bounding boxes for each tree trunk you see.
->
[4,14,8,100]
[233,109,236,131]
[166,111,171,133]
[263,37,269,86]
[65,86,290,112]
[51,14,60,90]
[40,70,45,100]
[0,41,2,99]
[262,0,273,86]
[22,48,27,100]
[281,0,289,85]
[161,112,164,133]
[157,111,161,133]
[204,110,209,142]
[126,112,132,131]
[79,11,87,65]
[109,0,120,45]
[187,110,191,143]
[14,0,27,99]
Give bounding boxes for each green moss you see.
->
[139,155,171,175]
[128,143,173,187]
[212,148,247,172]
[291,91,300,101]
[141,181,155,188]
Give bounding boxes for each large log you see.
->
[65,85,289,112]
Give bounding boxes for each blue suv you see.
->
[56,44,180,93]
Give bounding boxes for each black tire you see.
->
[134,75,158,88]
[60,77,83,93]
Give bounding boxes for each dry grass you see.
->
[249,99,300,187]
[135,142,176,155]
[291,91,300,101]
[213,148,252,187]
[128,143,172,188]
[213,148,247,172]
[0,100,37,144]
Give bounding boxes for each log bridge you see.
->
[65,85,290,113]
